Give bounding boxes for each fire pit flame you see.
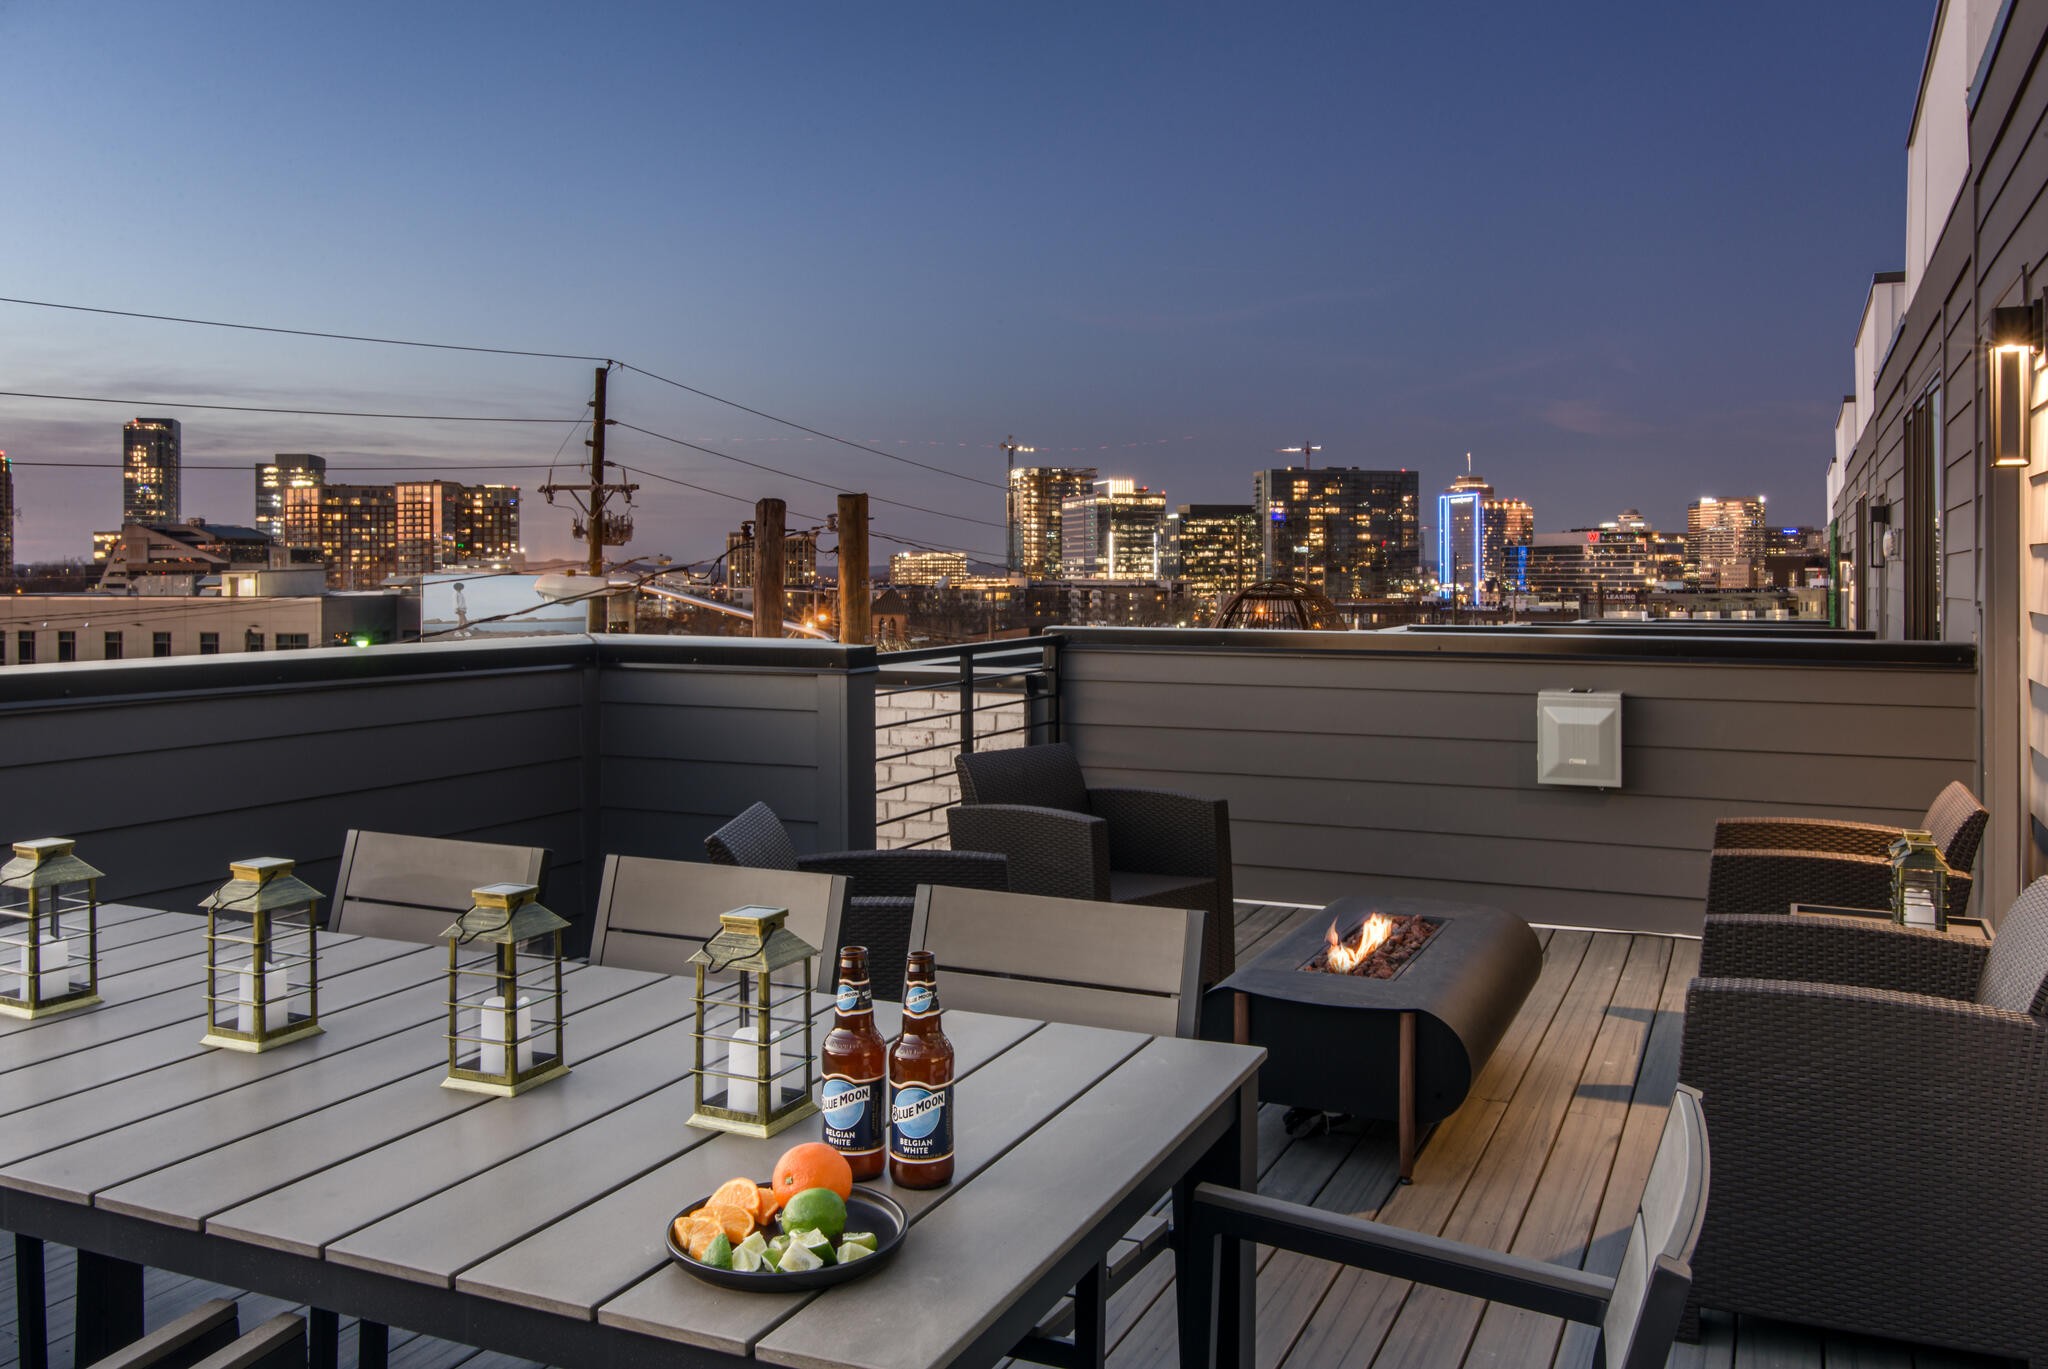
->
[1323,913,1395,974]
[1309,911,1439,978]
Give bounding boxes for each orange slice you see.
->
[710,1178,764,1221]
[674,1215,722,1261]
[704,1202,755,1244]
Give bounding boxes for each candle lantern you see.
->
[687,905,820,1138]
[201,857,323,1051]
[441,882,568,1096]
[0,838,102,1019]
[1889,829,1953,931]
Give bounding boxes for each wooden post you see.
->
[1398,1009,1417,1182]
[838,492,870,645]
[586,366,608,634]
[754,498,785,639]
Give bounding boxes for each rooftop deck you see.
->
[0,903,2004,1369]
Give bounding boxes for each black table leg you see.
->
[1175,1077,1256,1369]
[358,1318,390,1369]
[72,1249,143,1364]
[309,1307,339,1369]
[1071,1263,1108,1369]
[14,1234,47,1369]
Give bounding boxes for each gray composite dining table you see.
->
[0,906,1261,1369]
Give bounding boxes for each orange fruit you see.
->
[710,1178,764,1220]
[704,1203,755,1243]
[772,1141,853,1203]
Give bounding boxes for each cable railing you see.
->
[871,638,1059,849]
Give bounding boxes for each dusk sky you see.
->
[0,1,1936,566]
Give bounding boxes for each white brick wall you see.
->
[874,687,1027,849]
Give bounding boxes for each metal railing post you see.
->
[958,647,976,755]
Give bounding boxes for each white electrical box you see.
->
[1536,689,1623,788]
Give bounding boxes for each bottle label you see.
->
[903,982,939,1017]
[836,977,872,1016]
[822,1072,884,1157]
[889,1080,953,1163]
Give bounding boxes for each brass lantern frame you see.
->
[441,883,569,1097]
[1888,828,1953,931]
[0,838,102,1019]
[686,905,819,1138]
[201,857,324,1052]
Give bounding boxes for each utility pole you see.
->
[837,491,870,645]
[540,365,637,633]
[754,497,786,639]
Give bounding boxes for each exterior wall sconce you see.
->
[1988,300,2042,468]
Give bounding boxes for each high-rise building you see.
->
[122,417,181,524]
[726,528,820,589]
[1006,466,1096,579]
[1687,496,1769,589]
[0,451,12,581]
[889,550,970,586]
[1525,523,1689,602]
[1059,478,1167,580]
[284,483,400,589]
[255,454,326,540]
[1166,504,1260,610]
[394,481,521,577]
[1436,470,1534,605]
[1253,466,1420,600]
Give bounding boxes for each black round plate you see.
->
[666,1183,907,1291]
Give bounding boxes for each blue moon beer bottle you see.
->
[888,949,955,1188]
[822,945,886,1180]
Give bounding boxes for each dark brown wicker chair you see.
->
[1677,878,2048,1364]
[1702,780,1988,921]
[704,801,1006,1000]
[945,743,1235,987]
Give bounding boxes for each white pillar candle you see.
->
[479,995,534,1075]
[1902,888,1939,927]
[17,935,69,993]
[234,959,291,1033]
[726,1022,782,1114]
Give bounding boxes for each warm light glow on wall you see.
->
[1989,302,2039,468]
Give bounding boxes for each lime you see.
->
[703,1233,733,1269]
[737,1231,768,1258]
[768,1233,791,1257]
[779,1187,848,1242]
[836,1241,874,1264]
[791,1228,837,1265]
[731,1245,764,1273]
[842,1231,877,1252]
[776,1240,824,1272]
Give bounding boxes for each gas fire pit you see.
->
[1200,896,1541,1180]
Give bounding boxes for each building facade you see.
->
[1253,466,1420,599]
[1685,496,1768,589]
[726,528,820,589]
[394,481,521,578]
[888,550,970,586]
[1058,478,1167,580]
[1006,466,1096,579]
[1436,472,1534,605]
[1524,526,1689,602]
[283,483,400,590]
[1,591,411,665]
[122,417,181,524]
[255,454,326,541]
[1165,503,1260,611]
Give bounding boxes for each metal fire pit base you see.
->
[1200,896,1541,1180]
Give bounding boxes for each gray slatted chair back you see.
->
[704,802,801,870]
[83,1298,239,1369]
[589,855,844,976]
[331,831,550,943]
[955,742,1090,812]
[910,884,1203,1037]
[1977,875,2048,1015]
[1600,1085,1711,1369]
[1924,781,1990,874]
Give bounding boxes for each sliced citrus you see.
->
[710,1177,764,1219]
[676,1215,722,1261]
[704,1202,755,1244]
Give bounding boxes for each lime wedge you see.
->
[843,1231,877,1251]
[703,1233,733,1269]
[776,1240,824,1272]
[732,1245,764,1273]
[836,1241,874,1264]
[737,1231,768,1257]
[791,1228,837,1264]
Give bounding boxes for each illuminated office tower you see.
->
[726,528,820,589]
[283,483,400,590]
[1254,466,1419,599]
[1059,479,1167,580]
[1686,495,1769,589]
[889,550,970,585]
[122,417,182,523]
[395,480,521,576]
[1006,466,1096,579]
[1437,469,1533,605]
[254,454,327,540]
[1166,504,1260,610]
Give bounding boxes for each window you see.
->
[15,631,32,665]
[56,631,75,663]
[245,630,265,652]
[275,632,310,650]
[152,632,172,658]
[103,631,122,660]
[199,632,219,655]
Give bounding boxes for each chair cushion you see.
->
[1978,876,2048,1015]
[1109,869,1215,907]
[703,801,800,870]
[956,743,1090,813]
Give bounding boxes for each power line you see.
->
[0,390,580,423]
[6,460,561,472]
[614,463,1001,562]
[0,296,609,364]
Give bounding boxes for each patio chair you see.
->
[1703,780,1987,921]
[1181,1085,1709,1369]
[331,830,552,943]
[705,801,1005,1000]
[84,1302,304,1369]
[588,854,844,977]
[946,742,1236,987]
[909,884,1204,1366]
[1677,879,2048,1364]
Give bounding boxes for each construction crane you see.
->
[1278,440,1322,468]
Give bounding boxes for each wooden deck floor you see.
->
[0,903,2013,1369]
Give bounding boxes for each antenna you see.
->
[1466,451,1473,475]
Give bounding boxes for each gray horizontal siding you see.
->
[1056,636,1979,935]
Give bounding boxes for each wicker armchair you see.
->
[946,743,1235,987]
[1703,780,1988,921]
[1677,879,2048,1364]
[704,802,1006,1000]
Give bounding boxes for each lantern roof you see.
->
[1,838,104,890]
[440,882,569,944]
[1887,829,1952,868]
[687,906,817,973]
[202,856,325,913]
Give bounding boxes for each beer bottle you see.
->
[887,949,955,1189]
[821,945,887,1180]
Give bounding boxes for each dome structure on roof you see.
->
[1211,580,1341,631]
